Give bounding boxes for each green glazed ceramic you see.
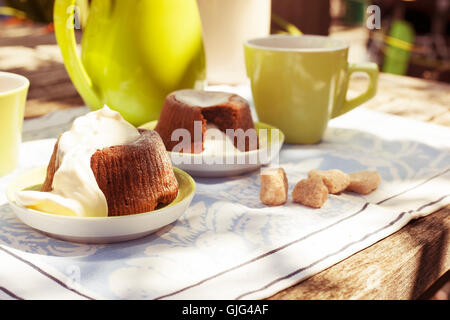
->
[245,35,379,144]
[54,0,205,126]
[0,72,29,177]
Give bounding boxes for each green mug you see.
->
[245,35,379,144]
[0,72,29,177]
[54,0,205,126]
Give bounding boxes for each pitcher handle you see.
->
[332,62,379,118]
[54,0,101,107]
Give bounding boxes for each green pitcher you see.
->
[54,0,205,126]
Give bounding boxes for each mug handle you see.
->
[332,62,379,118]
[54,0,101,107]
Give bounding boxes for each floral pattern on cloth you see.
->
[0,103,449,300]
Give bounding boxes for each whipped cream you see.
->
[174,90,232,107]
[16,106,141,217]
[202,124,242,156]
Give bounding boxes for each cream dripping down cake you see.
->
[154,90,258,154]
[16,106,179,217]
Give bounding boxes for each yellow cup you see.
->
[0,72,29,177]
[245,35,379,144]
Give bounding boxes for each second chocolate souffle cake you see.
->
[154,90,259,154]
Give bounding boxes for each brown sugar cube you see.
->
[292,176,329,209]
[260,168,288,206]
[308,169,350,194]
[347,171,381,195]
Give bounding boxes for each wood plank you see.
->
[0,23,84,119]
[351,73,450,126]
[269,206,450,300]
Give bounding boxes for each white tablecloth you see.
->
[0,99,449,300]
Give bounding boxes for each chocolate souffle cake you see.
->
[155,90,258,153]
[16,106,178,217]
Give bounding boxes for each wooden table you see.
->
[1,23,449,300]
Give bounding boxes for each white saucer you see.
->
[141,121,285,178]
[6,167,196,244]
